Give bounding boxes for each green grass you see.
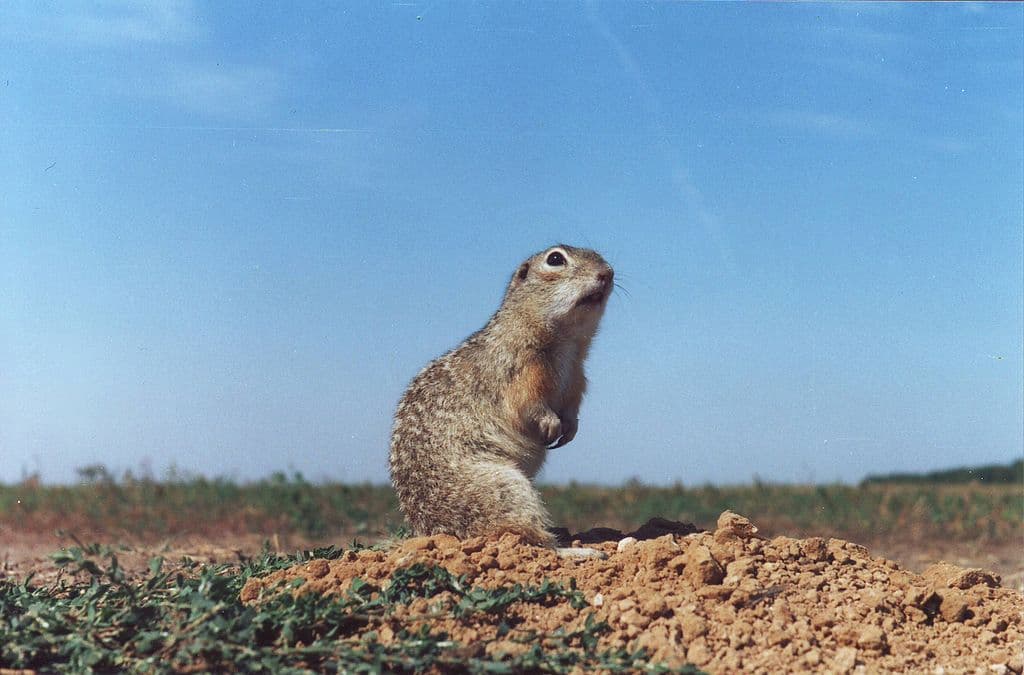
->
[2,468,1020,545]
[2,470,397,539]
[542,480,1023,543]
[0,543,705,674]
[2,468,1019,673]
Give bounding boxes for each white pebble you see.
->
[617,536,638,552]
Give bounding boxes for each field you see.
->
[1,473,1021,672]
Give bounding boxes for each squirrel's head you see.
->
[504,244,614,339]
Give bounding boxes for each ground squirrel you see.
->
[389,244,614,547]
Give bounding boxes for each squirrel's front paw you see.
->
[551,416,578,448]
[537,411,562,446]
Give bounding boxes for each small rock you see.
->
[935,588,970,623]
[990,665,1009,675]
[239,579,263,603]
[861,588,886,610]
[922,561,1001,589]
[620,609,650,629]
[715,511,759,539]
[680,613,707,639]
[642,596,668,616]
[667,554,688,573]
[684,545,725,586]
[696,584,733,600]
[616,536,638,552]
[811,610,836,630]
[636,535,679,567]
[591,592,604,607]
[801,536,829,562]
[766,627,789,646]
[400,536,435,553]
[857,625,887,652]
[988,618,1009,633]
[771,599,795,624]
[432,534,459,549]
[720,652,744,671]
[305,559,330,579]
[725,556,757,579]
[905,605,929,624]
[833,646,858,673]
[709,538,744,567]
[555,547,608,560]
[460,537,486,554]
[685,638,712,666]
[827,538,854,564]
[450,559,475,576]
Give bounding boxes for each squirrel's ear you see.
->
[514,263,530,283]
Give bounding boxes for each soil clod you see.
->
[241,512,1023,672]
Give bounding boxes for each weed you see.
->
[0,544,705,673]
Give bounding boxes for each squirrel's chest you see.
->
[547,343,578,404]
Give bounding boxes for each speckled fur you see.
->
[389,245,614,547]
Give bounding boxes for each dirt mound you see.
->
[241,512,1023,673]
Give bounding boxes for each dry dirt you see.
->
[241,512,1023,674]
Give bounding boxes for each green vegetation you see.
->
[2,469,395,539]
[544,480,1022,544]
[2,466,1019,672]
[862,459,1023,486]
[2,466,1020,545]
[0,543,702,673]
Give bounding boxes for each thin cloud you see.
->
[818,55,909,90]
[826,3,906,17]
[819,25,911,48]
[2,3,279,119]
[767,110,875,139]
[1,0,200,46]
[808,10,916,96]
[924,136,973,154]
[585,4,739,279]
[73,0,198,45]
[165,64,282,118]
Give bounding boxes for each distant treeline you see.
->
[862,459,1023,485]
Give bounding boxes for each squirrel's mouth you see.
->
[576,288,608,307]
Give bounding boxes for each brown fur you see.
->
[507,357,553,435]
[389,245,613,546]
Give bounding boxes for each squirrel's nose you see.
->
[597,269,614,285]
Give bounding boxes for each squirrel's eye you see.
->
[546,251,566,266]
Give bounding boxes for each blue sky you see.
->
[1,1,1021,486]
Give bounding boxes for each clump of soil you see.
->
[241,512,1023,673]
